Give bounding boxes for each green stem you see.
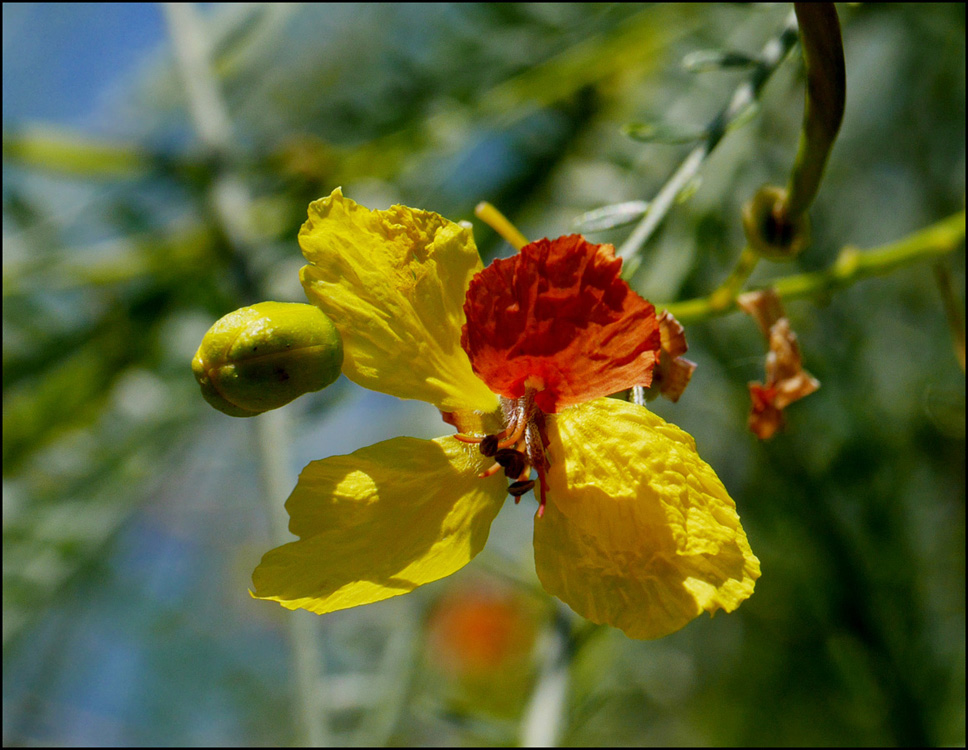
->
[785,3,846,218]
[618,11,800,266]
[519,611,571,747]
[708,246,760,311]
[661,210,966,323]
[254,411,330,748]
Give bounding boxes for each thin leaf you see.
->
[622,121,707,145]
[682,49,760,72]
[573,201,649,232]
[2,126,153,178]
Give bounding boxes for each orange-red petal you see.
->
[461,235,660,413]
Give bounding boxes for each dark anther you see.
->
[507,479,535,497]
[494,448,527,478]
[479,434,499,457]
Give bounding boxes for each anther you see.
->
[479,434,499,457]
[507,479,535,497]
[494,448,527,478]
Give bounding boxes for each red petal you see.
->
[461,235,660,413]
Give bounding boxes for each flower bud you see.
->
[192,302,342,417]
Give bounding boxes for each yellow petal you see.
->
[252,435,507,614]
[534,398,760,640]
[298,188,499,414]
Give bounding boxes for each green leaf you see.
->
[622,121,707,145]
[682,49,759,73]
[573,201,649,232]
[2,126,153,178]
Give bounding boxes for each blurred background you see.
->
[3,3,964,746]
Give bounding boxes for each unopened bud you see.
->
[192,301,342,417]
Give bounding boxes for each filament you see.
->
[475,202,529,251]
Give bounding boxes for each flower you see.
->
[426,582,537,680]
[738,289,820,439]
[251,188,760,640]
[424,580,539,717]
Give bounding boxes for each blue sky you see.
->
[3,3,165,130]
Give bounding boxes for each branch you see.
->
[661,210,966,323]
[618,11,800,267]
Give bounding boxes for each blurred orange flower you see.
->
[426,584,537,679]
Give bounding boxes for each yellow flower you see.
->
[251,188,760,640]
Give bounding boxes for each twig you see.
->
[708,245,759,311]
[660,210,966,323]
[519,610,571,747]
[618,11,800,266]
[739,4,845,259]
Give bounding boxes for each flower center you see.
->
[457,234,663,517]
[454,386,551,516]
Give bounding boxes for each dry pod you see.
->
[192,301,342,417]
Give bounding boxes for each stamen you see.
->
[525,415,550,518]
[479,434,499,457]
[494,448,527,478]
[535,464,548,518]
[508,479,535,497]
[472,388,551,516]
[474,202,529,251]
[454,424,512,448]
[478,461,503,479]
[497,398,531,449]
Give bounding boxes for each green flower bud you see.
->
[192,302,342,417]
